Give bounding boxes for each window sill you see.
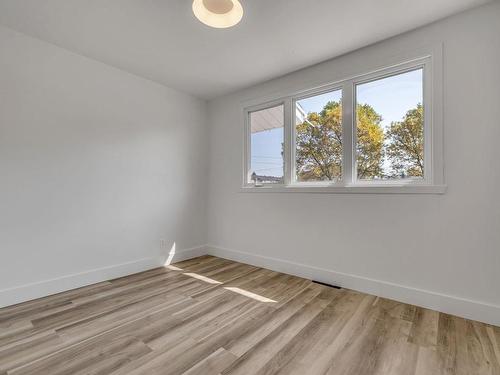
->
[240,184,447,194]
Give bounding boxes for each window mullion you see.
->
[341,82,354,186]
[423,62,433,185]
[243,109,251,186]
[283,98,293,186]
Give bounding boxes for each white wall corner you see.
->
[161,244,209,265]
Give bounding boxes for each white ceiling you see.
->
[0,0,492,99]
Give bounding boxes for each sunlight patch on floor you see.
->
[166,265,183,271]
[167,265,276,303]
[224,287,276,303]
[183,273,222,284]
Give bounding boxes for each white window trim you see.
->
[243,99,287,186]
[242,45,445,194]
[291,85,344,187]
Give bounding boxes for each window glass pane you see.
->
[356,68,424,180]
[295,89,342,182]
[249,104,284,184]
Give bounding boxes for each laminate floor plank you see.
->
[181,348,238,375]
[256,290,364,375]
[0,256,498,375]
[221,293,331,375]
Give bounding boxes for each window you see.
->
[294,89,343,183]
[243,54,444,193]
[355,69,424,181]
[248,104,284,185]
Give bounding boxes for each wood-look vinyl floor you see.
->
[1,256,499,375]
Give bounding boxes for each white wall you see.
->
[0,25,208,306]
[207,2,500,325]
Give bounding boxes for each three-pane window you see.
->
[244,57,441,192]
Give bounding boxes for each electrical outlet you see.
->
[160,239,167,249]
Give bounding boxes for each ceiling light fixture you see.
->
[192,0,243,29]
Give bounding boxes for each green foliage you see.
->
[386,103,424,178]
[295,101,342,181]
[295,100,424,181]
[356,104,384,179]
[296,101,385,181]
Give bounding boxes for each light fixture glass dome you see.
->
[192,0,243,29]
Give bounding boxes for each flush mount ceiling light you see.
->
[192,0,243,29]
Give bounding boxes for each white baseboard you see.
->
[206,245,500,327]
[0,244,208,309]
[0,257,162,308]
[4,243,499,327]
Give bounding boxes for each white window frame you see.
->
[242,48,445,194]
[291,85,344,187]
[351,62,430,186]
[243,99,288,186]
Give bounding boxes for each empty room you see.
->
[1,0,500,374]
